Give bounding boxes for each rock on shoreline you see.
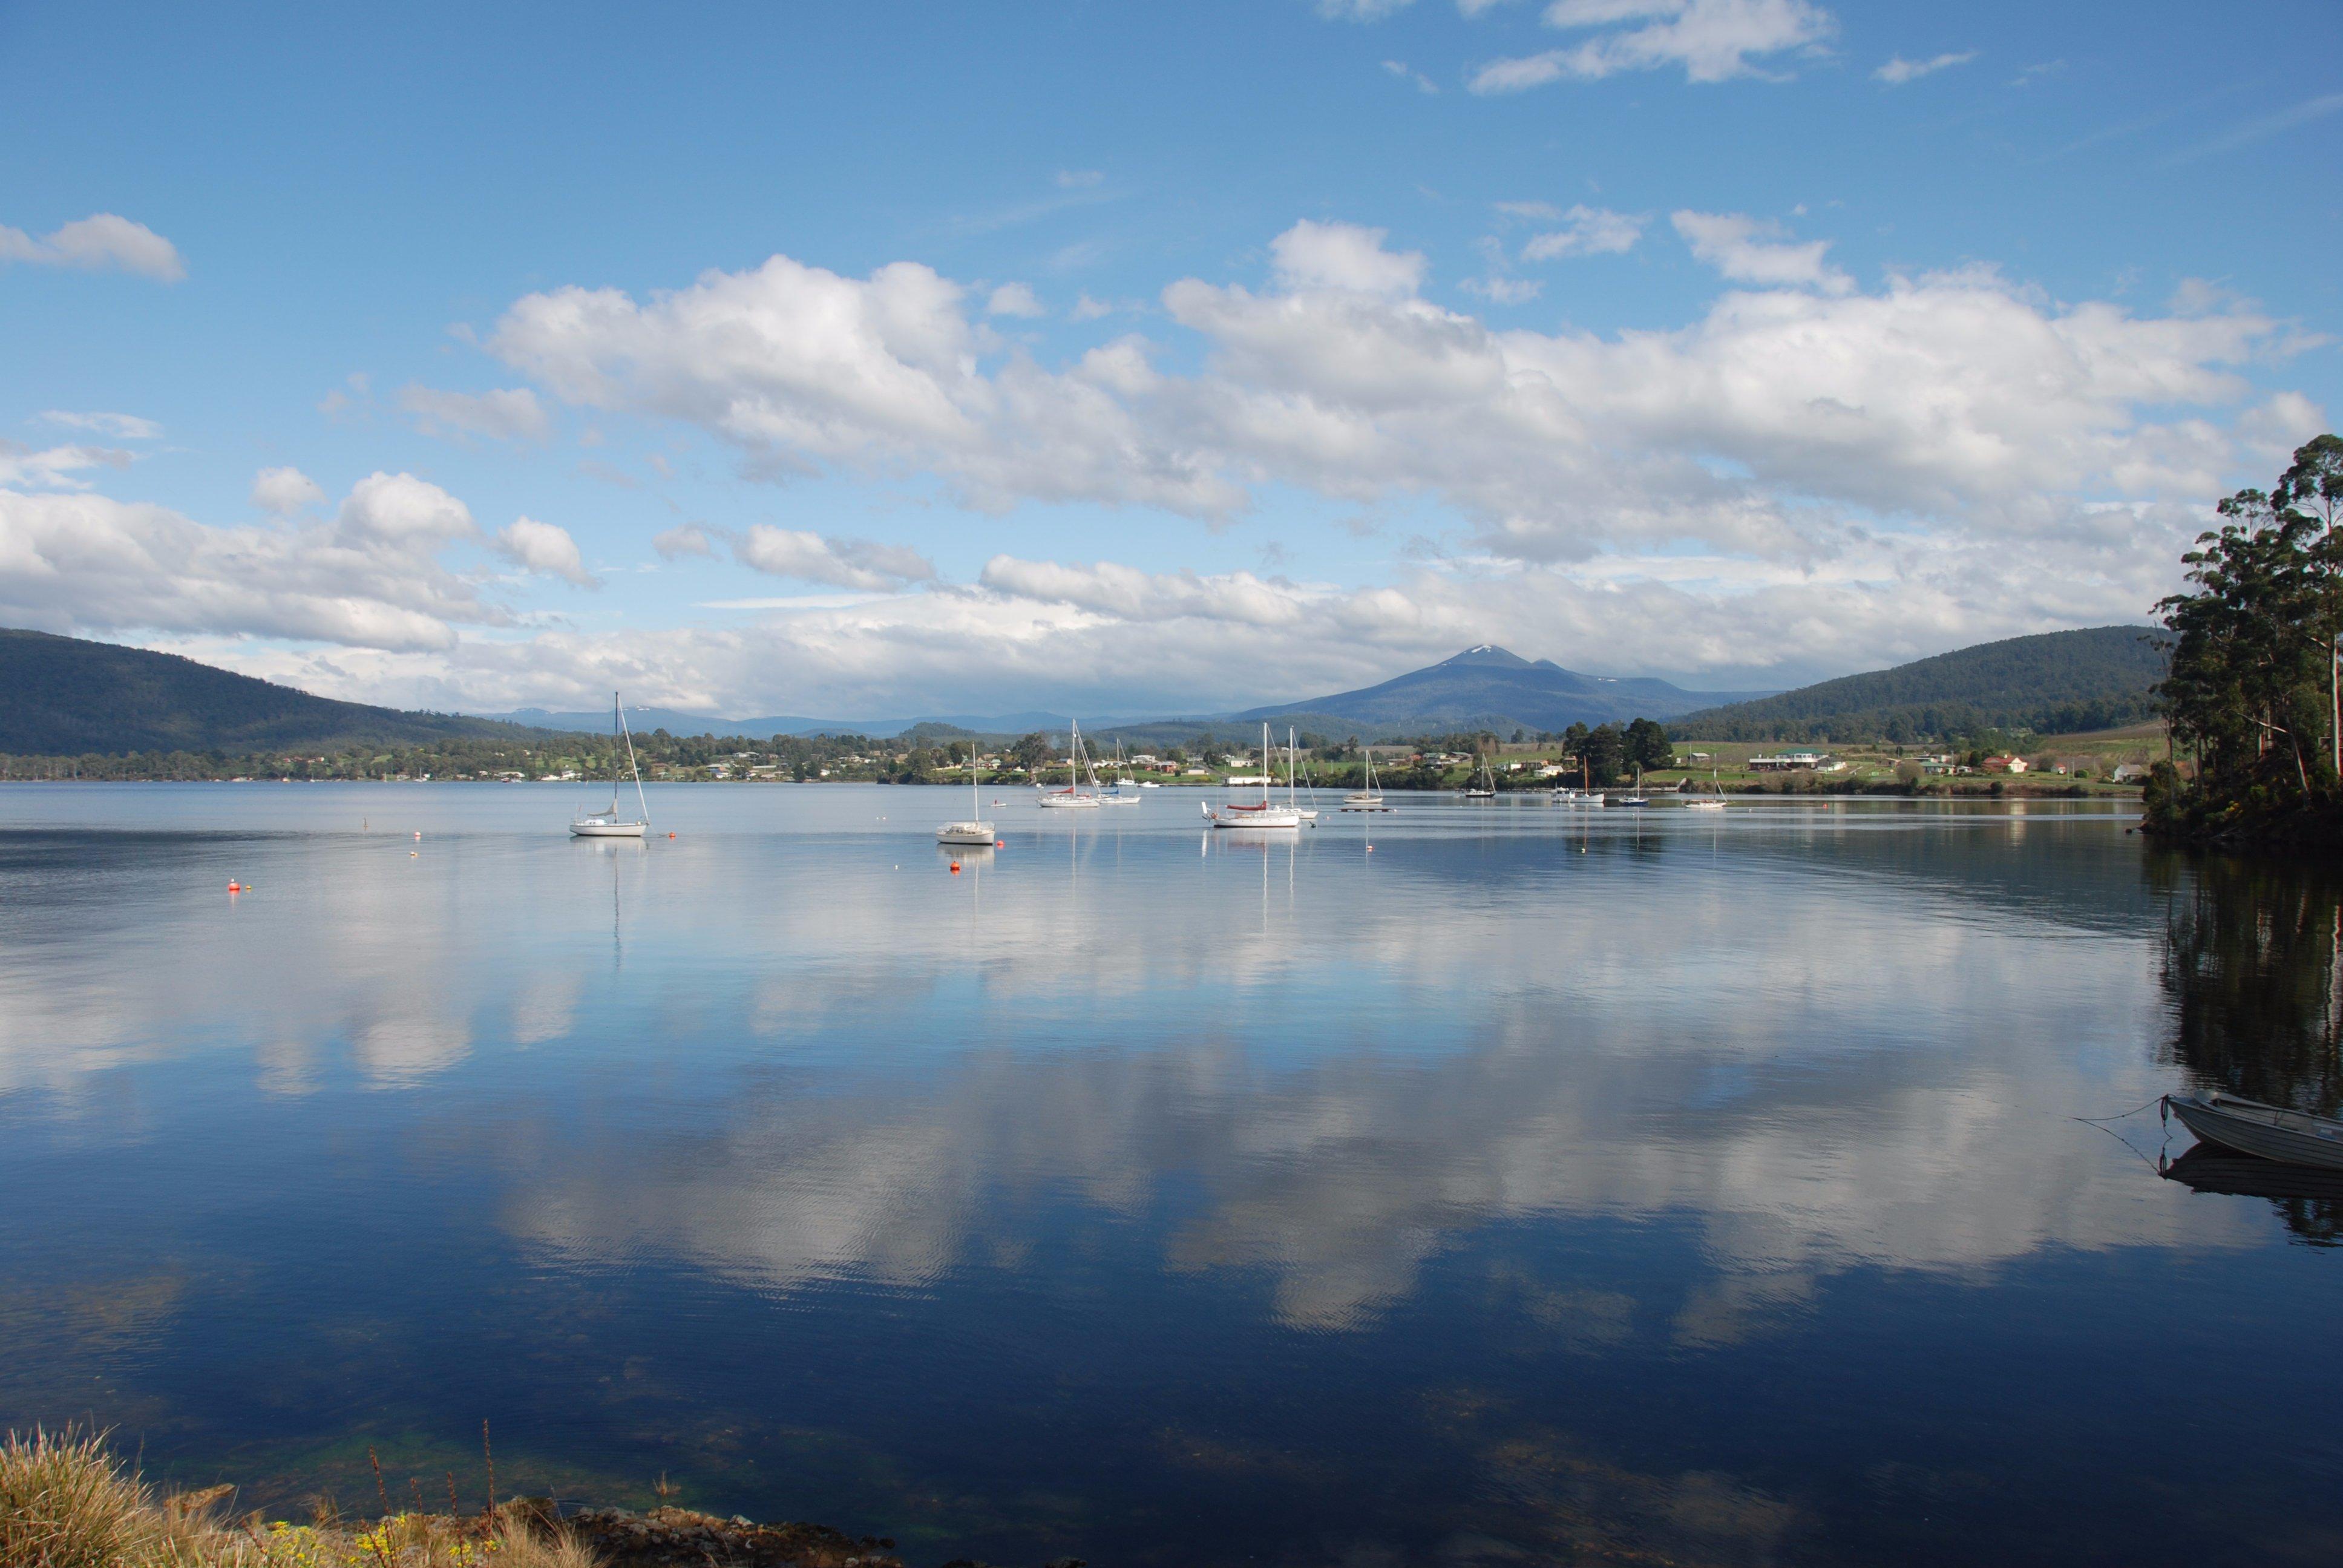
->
[557,1504,903,1567]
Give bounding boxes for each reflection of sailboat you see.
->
[1208,724,1302,828]
[1463,755,1496,799]
[571,692,651,838]
[1344,746,1386,810]
[937,749,997,845]
[2165,1092,2343,1170]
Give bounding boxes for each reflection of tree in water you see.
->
[2155,853,2343,1245]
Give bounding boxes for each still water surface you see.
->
[1,784,2337,1566]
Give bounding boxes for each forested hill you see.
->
[1676,626,2167,743]
[0,628,540,755]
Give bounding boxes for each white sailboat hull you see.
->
[937,821,997,845]
[570,818,648,838]
[1037,792,1101,809]
[1210,805,1302,828]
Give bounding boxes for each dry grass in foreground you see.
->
[0,1428,598,1568]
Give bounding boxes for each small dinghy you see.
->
[2165,1092,2343,1172]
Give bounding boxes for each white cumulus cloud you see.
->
[493,516,598,587]
[0,476,505,652]
[1271,219,1428,296]
[733,526,937,591]
[653,524,716,559]
[1471,0,1836,92]
[397,384,551,442]
[0,442,132,490]
[1521,205,1647,260]
[0,214,185,281]
[1672,209,1850,292]
[251,466,326,515]
[986,282,1045,318]
[1875,50,1977,84]
[41,410,162,439]
[337,471,477,545]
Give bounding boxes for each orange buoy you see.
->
[994,839,1005,848]
[413,831,421,840]
[668,832,676,839]
[949,862,961,874]
[227,881,241,892]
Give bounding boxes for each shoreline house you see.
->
[1981,754,2029,775]
[1749,750,1836,773]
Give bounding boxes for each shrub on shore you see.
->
[0,1428,597,1568]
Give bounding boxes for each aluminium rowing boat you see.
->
[2164,1092,2343,1172]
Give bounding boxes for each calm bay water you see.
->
[1,783,2337,1566]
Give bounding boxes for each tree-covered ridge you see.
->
[0,628,536,754]
[2146,435,2342,847]
[1674,626,2166,743]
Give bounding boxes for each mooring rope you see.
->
[2073,1094,2168,1126]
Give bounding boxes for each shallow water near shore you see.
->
[2,782,2338,1566]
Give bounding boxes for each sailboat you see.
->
[1343,746,1387,810]
[1615,764,1651,807]
[1684,766,1726,810]
[1286,728,1318,821]
[1037,720,1103,808]
[1099,739,1141,804]
[1207,724,1302,828]
[1463,755,1497,799]
[570,692,651,838]
[937,749,997,845]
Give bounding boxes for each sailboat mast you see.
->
[609,694,622,813]
[615,693,649,824]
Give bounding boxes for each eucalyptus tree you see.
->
[2155,435,2343,819]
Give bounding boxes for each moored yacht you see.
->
[937,749,997,845]
[1208,724,1302,828]
[570,692,652,838]
[1038,720,1104,808]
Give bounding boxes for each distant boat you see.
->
[1208,723,1302,828]
[1038,720,1104,809]
[1344,747,1386,810]
[1684,767,1726,810]
[1462,755,1497,799]
[1614,765,1651,807]
[571,692,651,838]
[937,749,996,845]
[1099,740,1141,804]
[2166,1092,2343,1171]
[1285,727,1318,821]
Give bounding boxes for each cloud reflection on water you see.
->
[0,796,2252,1345]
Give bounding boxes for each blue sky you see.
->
[2,0,2337,719]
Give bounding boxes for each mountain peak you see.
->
[1441,645,1534,669]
